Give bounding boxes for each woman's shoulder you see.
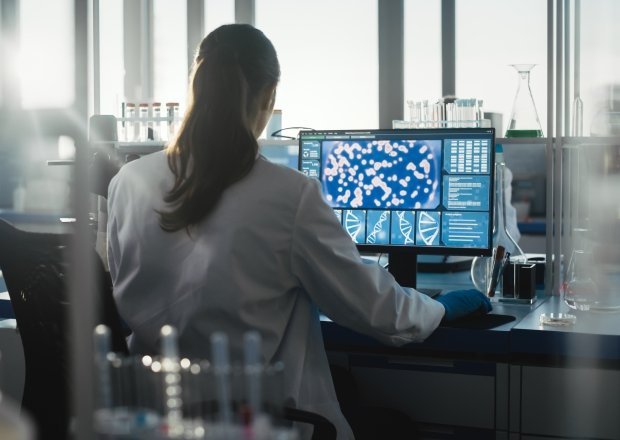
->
[240,155,315,200]
[115,150,167,178]
[255,155,310,184]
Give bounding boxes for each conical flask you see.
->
[505,64,544,138]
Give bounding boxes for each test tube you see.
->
[211,332,232,427]
[139,103,149,142]
[166,102,180,141]
[151,102,161,141]
[243,331,262,418]
[407,100,415,124]
[125,103,137,141]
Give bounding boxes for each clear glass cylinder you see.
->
[505,64,544,138]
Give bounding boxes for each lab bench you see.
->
[322,291,620,439]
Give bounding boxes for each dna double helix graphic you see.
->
[396,211,414,244]
[418,211,440,245]
[345,210,363,242]
[367,211,389,244]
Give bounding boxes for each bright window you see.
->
[153,0,188,109]
[455,0,547,137]
[255,0,378,131]
[99,0,124,116]
[403,0,442,118]
[580,0,620,136]
[19,0,74,109]
[205,0,235,36]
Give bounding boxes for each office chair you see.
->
[0,218,129,440]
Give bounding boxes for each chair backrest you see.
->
[0,218,128,440]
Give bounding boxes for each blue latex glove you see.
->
[434,289,492,321]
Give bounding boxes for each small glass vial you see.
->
[151,102,161,141]
[166,102,180,140]
[125,103,137,141]
[139,103,149,142]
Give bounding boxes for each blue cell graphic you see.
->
[416,211,440,246]
[321,139,441,210]
[366,210,390,244]
[390,211,416,245]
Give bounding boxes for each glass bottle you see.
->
[471,145,525,294]
[505,64,544,138]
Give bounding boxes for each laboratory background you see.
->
[1,0,620,439]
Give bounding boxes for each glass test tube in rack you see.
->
[118,102,181,143]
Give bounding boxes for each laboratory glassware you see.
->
[562,228,597,311]
[562,228,620,312]
[151,102,161,141]
[138,103,149,142]
[125,103,138,142]
[471,145,525,294]
[166,102,180,140]
[563,248,598,311]
[505,64,544,138]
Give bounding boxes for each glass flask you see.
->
[471,146,525,294]
[563,248,598,311]
[505,64,544,138]
[563,228,620,312]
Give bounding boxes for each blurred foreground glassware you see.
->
[563,248,598,311]
[93,325,298,439]
[562,227,620,313]
[505,64,543,138]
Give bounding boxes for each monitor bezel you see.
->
[298,127,496,258]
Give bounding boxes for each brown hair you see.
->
[159,24,280,232]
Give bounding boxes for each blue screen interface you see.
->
[299,129,494,252]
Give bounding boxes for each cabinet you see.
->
[518,365,620,439]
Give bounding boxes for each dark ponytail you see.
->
[159,24,280,232]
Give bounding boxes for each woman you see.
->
[107,24,491,439]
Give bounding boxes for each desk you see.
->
[322,272,620,439]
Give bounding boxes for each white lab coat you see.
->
[107,150,445,439]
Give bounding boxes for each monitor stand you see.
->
[387,251,418,289]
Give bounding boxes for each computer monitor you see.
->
[298,127,495,288]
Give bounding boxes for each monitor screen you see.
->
[298,128,495,259]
